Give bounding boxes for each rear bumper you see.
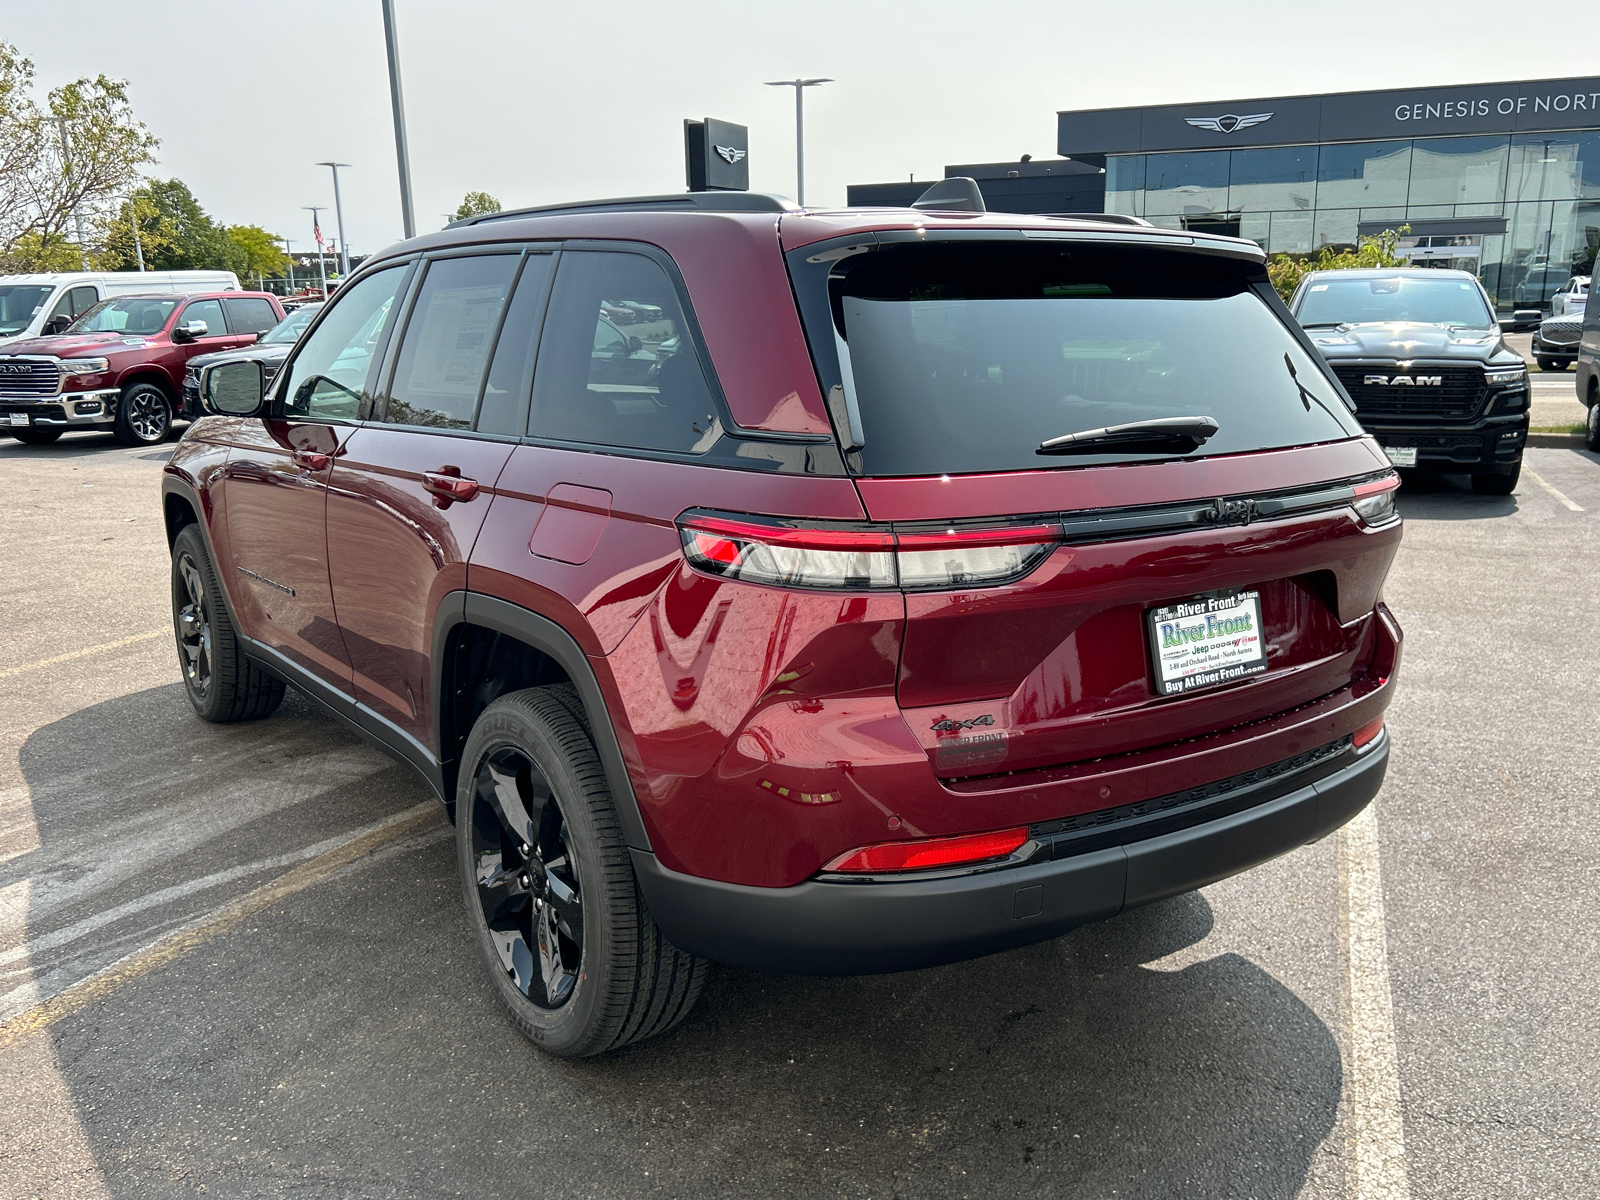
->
[634,734,1389,975]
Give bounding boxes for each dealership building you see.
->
[848,76,1600,310]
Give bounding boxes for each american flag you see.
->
[313,213,324,248]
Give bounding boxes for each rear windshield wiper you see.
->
[1037,416,1219,456]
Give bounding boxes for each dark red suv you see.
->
[161,192,1402,1057]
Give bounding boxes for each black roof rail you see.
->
[455,192,799,226]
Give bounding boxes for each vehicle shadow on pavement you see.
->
[1395,470,1519,520]
[16,689,1340,1200]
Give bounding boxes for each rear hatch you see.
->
[785,230,1401,780]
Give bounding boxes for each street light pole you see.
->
[56,117,91,269]
[380,0,416,239]
[764,77,833,206]
[304,208,327,297]
[317,161,353,275]
[282,238,295,292]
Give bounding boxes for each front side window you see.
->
[792,240,1361,477]
[383,254,519,429]
[69,297,179,335]
[180,299,227,338]
[47,285,99,326]
[278,265,408,421]
[1295,274,1494,329]
[528,250,717,452]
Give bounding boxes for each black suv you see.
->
[1291,268,1529,494]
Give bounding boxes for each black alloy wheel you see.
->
[468,745,586,1008]
[168,525,285,722]
[174,547,214,702]
[456,686,707,1057]
[114,382,172,446]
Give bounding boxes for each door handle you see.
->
[291,449,329,471]
[422,467,479,508]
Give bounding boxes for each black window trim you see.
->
[267,257,421,426]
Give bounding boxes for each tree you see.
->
[224,224,288,283]
[135,178,235,271]
[1267,227,1410,301]
[0,41,158,271]
[453,190,501,222]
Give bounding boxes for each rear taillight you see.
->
[678,511,1057,592]
[1352,475,1400,526]
[1353,717,1385,751]
[823,826,1030,873]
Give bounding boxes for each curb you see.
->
[1527,432,1585,448]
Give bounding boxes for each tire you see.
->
[1586,400,1600,452]
[114,381,172,446]
[456,684,707,1058]
[170,524,286,722]
[1471,465,1520,496]
[9,427,62,445]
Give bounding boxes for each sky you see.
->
[0,0,1581,263]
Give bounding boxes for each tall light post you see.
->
[115,194,146,271]
[281,237,295,292]
[303,207,328,297]
[380,0,416,239]
[764,77,832,206]
[317,161,353,275]
[56,117,91,269]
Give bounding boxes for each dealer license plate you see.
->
[1146,590,1268,697]
[8,413,27,427]
[1383,445,1417,467]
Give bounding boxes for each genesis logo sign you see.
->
[1184,112,1274,134]
[714,144,746,164]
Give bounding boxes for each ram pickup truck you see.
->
[0,290,282,446]
[1291,268,1528,495]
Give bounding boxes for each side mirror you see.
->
[628,335,642,352]
[202,359,265,416]
[42,316,71,336]
[172,320,209,344]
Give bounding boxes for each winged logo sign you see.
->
[714,144,747,164]
[1184,112,1274,135]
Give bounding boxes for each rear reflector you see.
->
[679,510,1057,592]
[1353,717,1385,751]
[823,826,1030,874]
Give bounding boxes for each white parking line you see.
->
[1340,804,1411,1200]
[1523,467,1584,512]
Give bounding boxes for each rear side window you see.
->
[224,297,279,335]
[528,251,718,453]
[791,240,1362,476]
[384,254,520,430]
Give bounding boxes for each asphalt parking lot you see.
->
[2,429,1598,1199]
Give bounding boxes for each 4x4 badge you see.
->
[930,714,995,733]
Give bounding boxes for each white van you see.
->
[0,271,241,347]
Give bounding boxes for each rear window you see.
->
[789,240,1362,477]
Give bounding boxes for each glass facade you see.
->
[1105,131,1600,308]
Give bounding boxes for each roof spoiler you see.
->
[911,177,986,213]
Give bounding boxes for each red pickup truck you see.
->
[0,290,284,446]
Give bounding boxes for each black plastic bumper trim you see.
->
[633,737,1388,975]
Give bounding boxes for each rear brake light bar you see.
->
[823,826,1031,874]
[679,511,1057,592]
[1351,474,1400,527]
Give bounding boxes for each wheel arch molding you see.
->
[432,592,654,853]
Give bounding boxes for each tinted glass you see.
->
[1316,141,1411,209]
[224,297,280,335]
[477,253,553,436]
[1407,136,1508,206]
[0,285,52,334]
[48,285,99,325]
[181,300,227,337]
[1228,146,1317,213]
[259,303,320,344]
[1295,274,1494,328]
[529,251,717,452]
[805,241,1360,476]
[70,297,179,334]
[1143,151,1228,217]
[279,265,407,421]
[384,254,519,429]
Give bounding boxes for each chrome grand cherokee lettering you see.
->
[1363,374,1443,386]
